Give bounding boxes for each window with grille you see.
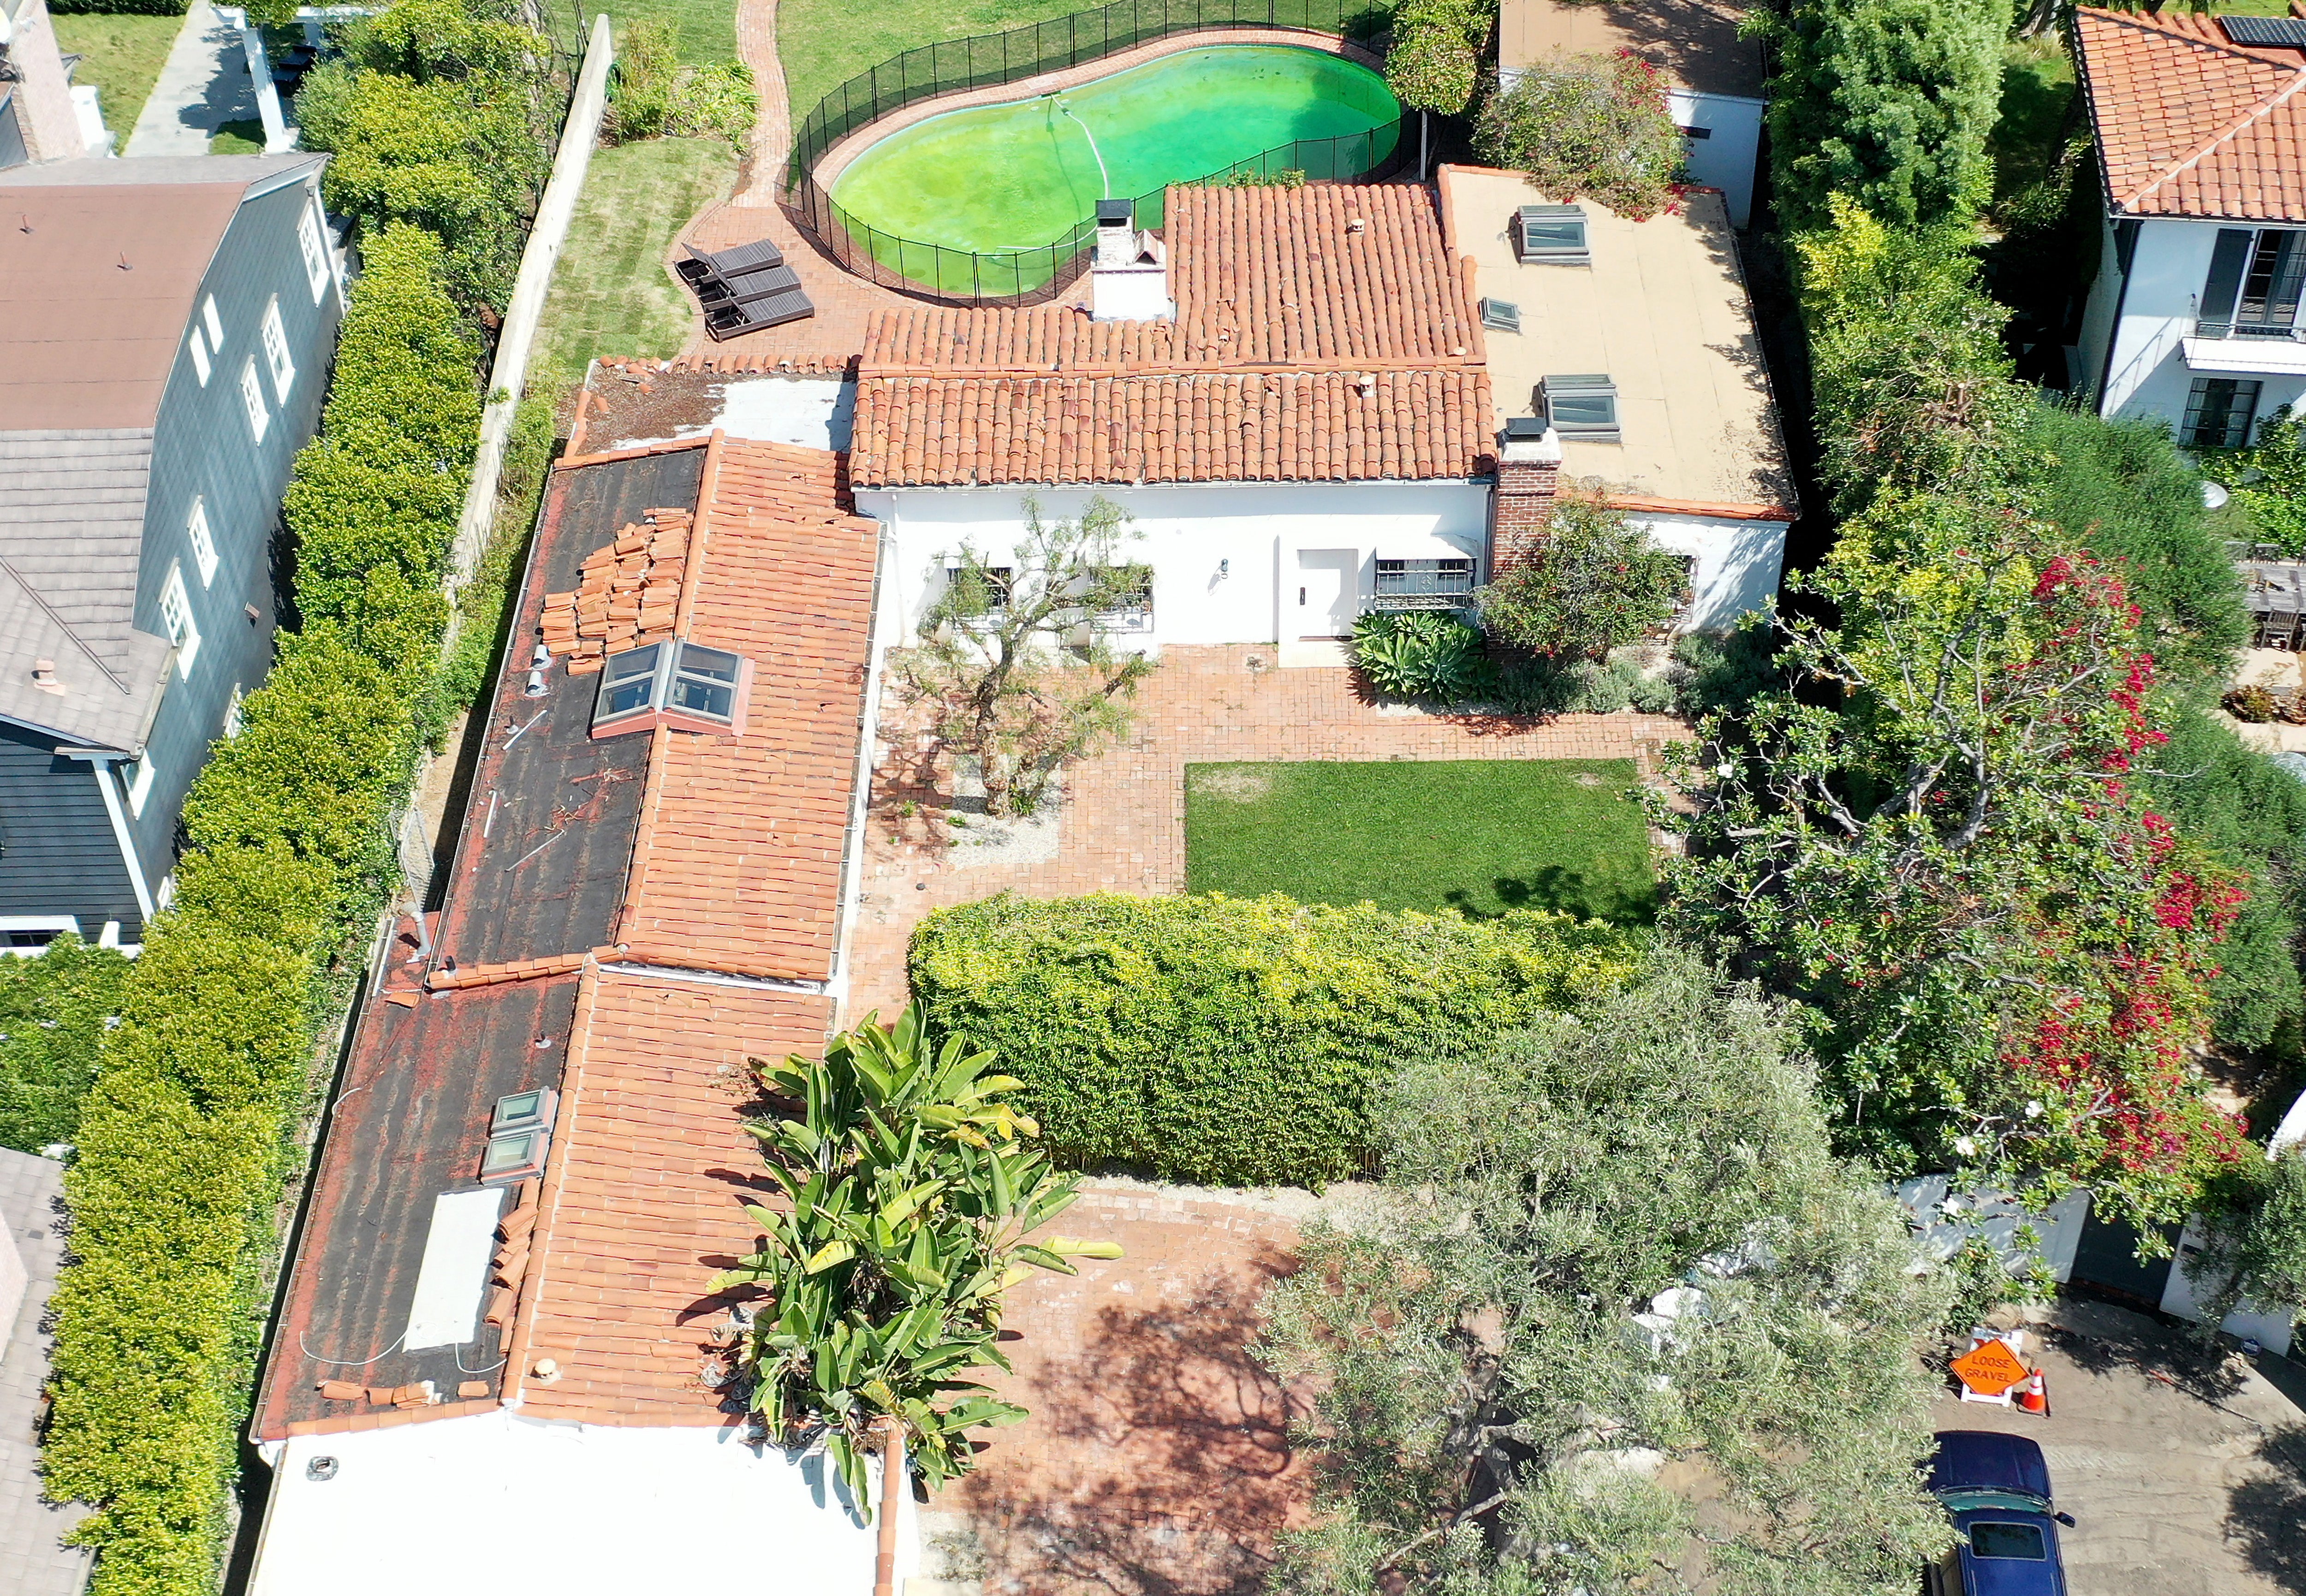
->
[159,565,201,676]
[239,359,269,442]
[261,298,295,401]
[2199,228,2306,337]
[2182,376,2262,448]
[1375,558,1474,598]
[1090,564,1153,632]
[187,498,218,586]
[299,201,331,302]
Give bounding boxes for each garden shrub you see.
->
[2229,403,2306,556]
[1476,49,1682,219]
[1384,0,1487,122]
[0,935,132,1154]
[908,892,1642,1186]
[606,19,757,150]
[43,221,483,1593]
[1351,609,1486,700]
[1476,495,1686,659]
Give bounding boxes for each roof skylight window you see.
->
[1480,297,1521,332]
[1516,205,1590,266]
[590,640,751,739]
[1540,374,1622,441]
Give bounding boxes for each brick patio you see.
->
[841,645,1686,1020]
[929,1180,1338,1596]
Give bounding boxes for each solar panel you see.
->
[2220,14,2306,47]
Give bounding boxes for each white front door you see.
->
[1294,548,1358,639]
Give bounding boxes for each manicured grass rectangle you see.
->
[1184,759,1658,925]
[51,13,182,146]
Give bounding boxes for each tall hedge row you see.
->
[41,223,481,1596]
[908,894,1641,1186]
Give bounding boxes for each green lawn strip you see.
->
[779,0,1087,133]
[607,0,740,62]
[1986,35,2075,213]
[529,137,738,390]
[51,13,182,146]
[212,118,266,153]
[1184,759,1658,925]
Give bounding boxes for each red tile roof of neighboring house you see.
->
[2075,6,2306,220]
[506,967,834,1426]
[849,183,1497,487]
[614,439,879,983]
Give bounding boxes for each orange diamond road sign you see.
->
[1951,1338,2029,1396]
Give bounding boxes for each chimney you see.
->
[1489,421,1563,574]
[30,658,65,695]
[1090,199,1173,321]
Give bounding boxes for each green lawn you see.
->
[212,119,266,154]
[779,0,1087,128]
[1184,760,1658,925]
[606,0,740,63]
[1987,35,2075,215]
[50,13,181,146]
[529,137,738,390]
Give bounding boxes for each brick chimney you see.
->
[1488,426,1563,573]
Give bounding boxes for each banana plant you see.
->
[710,1006,1120,1514]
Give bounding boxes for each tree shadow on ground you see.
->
[959,1253,1307,1596]
[1442,866,1658,926]
[2039,1311,2250,1406]
[2228,1422,2306,1593]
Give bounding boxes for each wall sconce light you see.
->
[1217,559,1230,580]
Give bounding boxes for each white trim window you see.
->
[0,916,81,954]
[187,497,219,586]
[187,327,212,386]
[202,294,224,350]
[159,564,201,676]
[224,682,246,737]
[261,298,295,402]
[239,358,269,442]
[298,202,331,302]
[119,752,157,817]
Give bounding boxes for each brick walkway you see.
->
[842,646,1685,1021]
[932,1180,1331,1596]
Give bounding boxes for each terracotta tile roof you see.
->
[2075,6,2306,220]
[612,438,879,984]
[505,967,834,1426]
[850,182,1496,487]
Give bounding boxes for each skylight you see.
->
[1540,374,1622,441]
[1516,205,1590,266]
[591,641,750,738]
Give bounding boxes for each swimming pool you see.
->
[824,44,1400,297]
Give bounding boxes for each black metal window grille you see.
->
[2198,227,2306,338]
[783,0,1404,307]
[2182,376,2262,449]
[1375,558,1473,597]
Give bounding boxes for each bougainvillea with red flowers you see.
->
[1657,490,2248,1226]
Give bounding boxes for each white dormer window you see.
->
[202,295,224,350]
[187,498,218,586]
[239,359,269,442]
[298,202,331,302]
[188,328,212,386]
[160,564,201,676]
[261,299,295,402]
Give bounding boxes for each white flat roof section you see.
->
[1439,164,1795,517]
[251,1409,919,1596]
[403,1187,505,1351]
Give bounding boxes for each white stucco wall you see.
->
[853,483,1788,647]
[2075,210,2126,405]
[2099,215,2306,437]
[856,481,1493,648]
[2158,1210,2294,1357]
[1668,90,1764,231]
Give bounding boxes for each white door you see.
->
[1294,548,1358,639]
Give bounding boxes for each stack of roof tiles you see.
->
[849,182,1496,488]
[538,506,692,674]
[2075,6,2306,220]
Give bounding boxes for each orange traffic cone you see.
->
[2015,1370,2048,1415]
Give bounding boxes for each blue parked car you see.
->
[1925,1431,2075,1596]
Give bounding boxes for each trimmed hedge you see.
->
[42,224,481,1596]
[908,893,1642,1186]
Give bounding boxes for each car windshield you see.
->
[1939,1487,2053,1514]
[1971,1521,2049,1560]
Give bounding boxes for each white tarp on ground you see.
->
[403,1188,505,1351]
[250,1407,917,1596]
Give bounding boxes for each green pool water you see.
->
[826,44,1399,297]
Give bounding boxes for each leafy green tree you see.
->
[1658,492,2249,1225]
[2229,404,2306,555]
[1477,494,1687,659]
[1385,0,1487,178]
[891,495,1154,818]
[713,1009,1119,1508]
[1260,954,1956,1596]
[0,936,132,1153]
[2185,1150,2306,1333]
[1756,0,2009,236]
[1477,49,1683,220]
[2026,405,2250,684]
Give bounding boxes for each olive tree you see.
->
[1260,954,1956,1596]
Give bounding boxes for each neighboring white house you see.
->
[2075,7,2306,445]
[849,178,1794,654]
[1495,0,1767,228]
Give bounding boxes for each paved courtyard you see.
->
[1954,1299,2306,1596]
[841,645,1685,1020]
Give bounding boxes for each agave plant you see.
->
[1352,610,1493,701]
[711,1007,1120,1512]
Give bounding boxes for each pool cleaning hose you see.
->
[1050,95,1112,201]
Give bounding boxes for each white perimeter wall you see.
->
[856,483,1784,647]
[2100,216,2306,429]
[1667,91,1764,231]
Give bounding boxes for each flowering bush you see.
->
[1658,492,2248,1225]
[1476,493,1687,659]
[1476,49,1682,220]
